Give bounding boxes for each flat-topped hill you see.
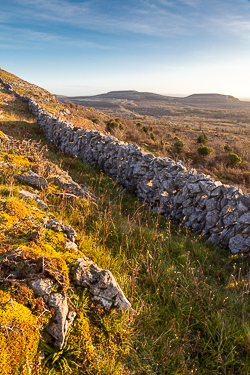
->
[59,90,250,115]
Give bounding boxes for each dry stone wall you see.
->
[1,76,250,255]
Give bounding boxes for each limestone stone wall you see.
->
[1,76,250,255]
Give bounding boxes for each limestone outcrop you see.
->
[19,189,49,211]
[74,257,132,311]
[16,170,48,189]
[55,174,96,199]
[44,218,77,242]
[30,278,76,349]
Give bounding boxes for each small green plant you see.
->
[106,119,124,133]
[224,145,232,152]
[174,136,185,153]
[142,126,149,133]
[92,118,100,124]
[136,122,142,127]
[197,133,208,144]
[150,132,156,141]
[40,339,80,374]
[229,153,242,166]
[167,133,172,138]
[198,145,214,157]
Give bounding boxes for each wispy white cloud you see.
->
[3,0,199,37]
[0,23,113,50]
[3,0,250,41]
[210,14,250,40]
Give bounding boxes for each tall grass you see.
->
[1,95,250,374]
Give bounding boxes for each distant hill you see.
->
[58,90,250,118]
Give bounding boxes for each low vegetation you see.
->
[1,70,250,374]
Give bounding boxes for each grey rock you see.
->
[237,201,249,215]
[186,182,201,194]
[19,189,39,200]
[55,174,96,199]
[223,211,238,227]
[206,198,218,211]
[46,293,76,350]
[205,210,219,229]
[45,219,77,242]
[238,212,250,225]
[16,170,48,189]
[36,199,49,211]
[229,234,250,254]
[54,192,78,200]
[74,257,132,311]
[30,278,54,296]
[65,241,78,252]
[19,189,49,210]
[238,194,250,209]
[30,278,76,349]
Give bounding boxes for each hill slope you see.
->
[1,69,250,374]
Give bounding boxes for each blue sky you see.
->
[1,0,250,98]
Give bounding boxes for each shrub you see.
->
[92,118,100,124]
[198,146,214,157]
[136,122,142,127]
[174,136,185,153]
[224,145,232,152]
[150,133,156,141]
[197,133,208,144]
[106,119,124,133]
[229,153,242,166]
[142,126,149,133]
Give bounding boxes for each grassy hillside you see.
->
[1,70,250,374]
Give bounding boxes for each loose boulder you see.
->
[16,170,48,189]
[74,257,132,311]
[55,174,96,199]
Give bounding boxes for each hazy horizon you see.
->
[57,89,250,102]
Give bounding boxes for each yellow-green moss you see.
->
[69,310,96,363]
[0,198,30,219]
[0,291,39,374]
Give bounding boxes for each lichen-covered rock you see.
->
[19,189,49,210]
[29,278,54,296]
[45,219,77,242]
[74,257,132,311]
[65,241,78,252]
[45,293,76,350]
[54,192,78,200]
[16,170,48,189]
[30,278,76,349]
[55,174,96,199]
